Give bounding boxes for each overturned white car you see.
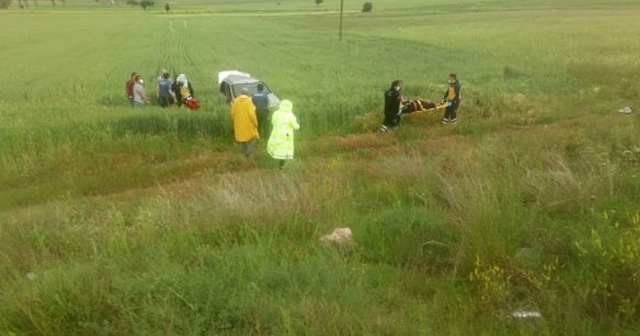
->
[217,70,280,109]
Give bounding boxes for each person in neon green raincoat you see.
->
[267,99,300,170]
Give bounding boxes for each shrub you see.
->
[571,210,640,321]
[0,0,11,9]
[362,2,372,12]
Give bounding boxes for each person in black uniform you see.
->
[252,83,271,139]
[380,80,404,133]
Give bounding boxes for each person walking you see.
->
[267,99,300,170]
[442,73,461,124]
[132,75,149,108]
[252,83,270,139]
[231,87,259,157]
[380,80,404,132]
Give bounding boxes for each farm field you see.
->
[1,0,640,334]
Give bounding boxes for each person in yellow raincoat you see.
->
[267,99,300,170]
[231,87,259,157]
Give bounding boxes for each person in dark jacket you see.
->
[171,75,183,107]
[252,83,270,139]
[157,72,175,108]
[380,80,404,133]
[442,73,461,124]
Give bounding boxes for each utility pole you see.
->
[339,0,344,41]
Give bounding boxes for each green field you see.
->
[1,0,640,334]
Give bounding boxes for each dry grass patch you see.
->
[199,167,354,225]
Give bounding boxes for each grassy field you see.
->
[1,0,640,334]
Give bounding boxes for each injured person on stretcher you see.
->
[401,99,445,114]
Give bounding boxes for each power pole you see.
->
[339,0,344,41]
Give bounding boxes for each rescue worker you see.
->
[380,80,404,132]
[442,73,461,124]
[231,87,259,157]
[267,99,300,170]
[252,83,270,139]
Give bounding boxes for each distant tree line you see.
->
[127,0,154,10]
[0,0,153,9]
[0,0,67,8]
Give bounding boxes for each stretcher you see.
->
[401,99,449,114]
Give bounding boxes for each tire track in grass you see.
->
[163,19,179,73]
[174,19,196,67]
[161,17,189,76]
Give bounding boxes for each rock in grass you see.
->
[320,227,353,245]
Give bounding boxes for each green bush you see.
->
[352,207,461,274]
[362,2,372,12]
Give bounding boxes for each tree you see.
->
[0,0,11,8]
[164,2,169,12]
[139,0,153,10]
[315,0,322,6]
[362,2,372,12]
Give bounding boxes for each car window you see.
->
[232,82,270,97]
[220,82,229,94]
[219,82,231,103]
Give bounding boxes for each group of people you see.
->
[125,70,199,110]
[231,87,300,170]
[124,70,300,170]
[123,70,460,169]
[380,73,461,132]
